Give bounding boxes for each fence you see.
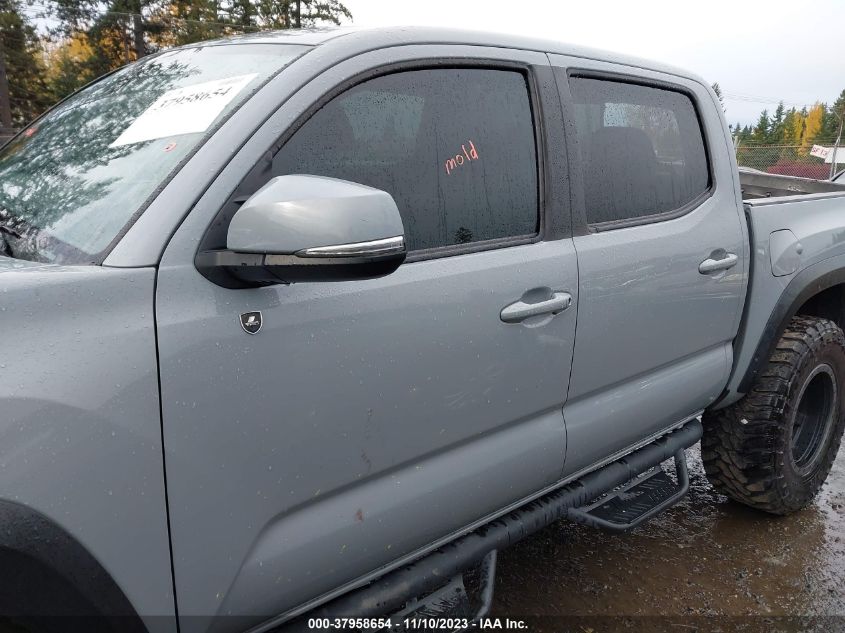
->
[735,144,843,179]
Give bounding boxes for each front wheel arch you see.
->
[0,500,145,632]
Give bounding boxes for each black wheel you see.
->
[702,315,845,514]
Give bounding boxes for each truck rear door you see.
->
[549,55,749,475]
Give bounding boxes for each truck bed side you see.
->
[720,189,845,407]
[739,167,845,199]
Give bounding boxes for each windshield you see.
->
[0,43,306,264]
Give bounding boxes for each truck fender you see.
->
[737,253,845,395]
[0,499,145,631]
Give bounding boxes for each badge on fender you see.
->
[240,311,262,335]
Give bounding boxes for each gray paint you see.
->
[721,190,845,406]
[153,42,575,632]
[2,25,845,631]
[738,167,845,199]
[769,229,801,277]
[0,257,175,631]
[548,53,749,474]
[227,175,404,254]
[157,242,577,627]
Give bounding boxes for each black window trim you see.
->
[562,68,715,234]
[204,57,560,264]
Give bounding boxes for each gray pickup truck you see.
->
[2,26,845,633]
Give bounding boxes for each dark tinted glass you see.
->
[273,69,538,251]
[570,77,710,225]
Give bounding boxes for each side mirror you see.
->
[197,175,407,288]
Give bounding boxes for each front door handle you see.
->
[699,252,739,274]
[500,292,572,324]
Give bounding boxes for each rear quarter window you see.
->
[570,77,710,226]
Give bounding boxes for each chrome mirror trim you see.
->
[298,236,405,258]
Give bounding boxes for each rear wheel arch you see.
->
[737,259,845,395]
[796,282,845,330]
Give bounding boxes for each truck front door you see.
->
[156,48,577,630]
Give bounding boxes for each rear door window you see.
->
[569,77,710,226]
[272,68,539,252]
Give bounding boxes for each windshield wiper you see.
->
[0,224,21,239]
[0,224,20,257]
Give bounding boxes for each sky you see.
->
[340,0,844,126]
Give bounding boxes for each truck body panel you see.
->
[157,240,577,626]
[0,259,175,629]
[547,53,748,473]
[722,189,845,406]
[0,26,844,633]
[153,43,577,628]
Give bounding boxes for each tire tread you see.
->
[702,315,845,514]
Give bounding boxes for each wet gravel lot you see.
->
[492,444,845,631]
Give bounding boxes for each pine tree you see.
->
[217,0,351,30]
[821,89,845,143]
[28,0,352,106]
[0,0,51,126]
[770,102,786,144]
[752,109,770,144]
[783,108,804,144]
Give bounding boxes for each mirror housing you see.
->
[197,175,406,288]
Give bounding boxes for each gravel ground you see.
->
[492,444,845,632]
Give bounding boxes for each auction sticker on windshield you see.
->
[110,73,257,147]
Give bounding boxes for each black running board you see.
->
[388,549,498,624]
[276,420,702,630]
[567,450,689,531]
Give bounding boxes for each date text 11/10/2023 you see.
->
[307,617,527,630]
[404,618,527,630]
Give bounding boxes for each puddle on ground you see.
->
[493,445,845,625]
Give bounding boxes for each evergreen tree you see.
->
[770,102,786,143]
[218,0,351,30]
[20,0,352,107]
[783,108,803,143]
[821,89,845,142]
[752,109,770,144]
[0,0,51,126]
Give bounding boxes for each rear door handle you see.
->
[699,252,738,274]
[500,292,572,324]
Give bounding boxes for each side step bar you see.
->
[568,449,690,532]
[279,420,702,630]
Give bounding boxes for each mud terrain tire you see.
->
[702,315,845,514]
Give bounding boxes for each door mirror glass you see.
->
[198,175,406,287]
